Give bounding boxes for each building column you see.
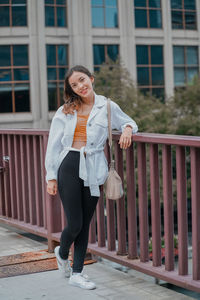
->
[118,0,136,82]
[162,0,174,99]
[68,0,93,71]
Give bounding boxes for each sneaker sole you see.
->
[69,280,96,290]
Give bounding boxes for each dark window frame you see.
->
[0,0,27,27]
[171,0,197,30]
[93,44,119,71]
[46,44,69,111]
[136,44,165,98]
[0,44,30,113]
[45,0,67,28]
[91,0,118,28]
[134,0,162,29]
[173,45,199,87]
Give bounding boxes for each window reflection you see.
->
[136,45,164,99]
[0,85,12,113]
[45,0,66,27]
[93,44,119,70]
[134,0,162,28]
[0,45,30,113]
[0,0,27,27]
[171,0,196,30]
[46,44,68,111]
[173,46,199,87]
[91,0,118,28]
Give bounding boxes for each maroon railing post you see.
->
[8,135,17,219]
[41,134,48,229]
[137,142,149,262]
[2,134,11,217]
[89,214,96,244]
[14,135,23,221]
[162,145,174,271]
[96,185,106,247]
[126,144,137,259]
[46,192,57,252]
[26,135,36,225]
[176,146,188,275]
[106,199,116,251]
[0,135,5,216]
[20,135,30,223]
[115,142,127,255]
[33,136,43,227]
[190,147,200,280]
[150,144,161,266]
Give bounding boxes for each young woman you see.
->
[45,65,138,290]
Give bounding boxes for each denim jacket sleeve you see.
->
[110,101,138,133]
[45,111,65,182]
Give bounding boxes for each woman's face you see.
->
[68,71,94,99]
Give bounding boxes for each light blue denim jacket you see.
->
[45,94,138,197]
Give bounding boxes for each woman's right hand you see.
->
[47,179,58,196]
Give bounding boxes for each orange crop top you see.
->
[73,114,89,142]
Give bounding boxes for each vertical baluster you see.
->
[41,134,48,229]
[176,146,188,275]
[26,135,36,225]
[162,145,174,271]
[190,147,200,280]
[105,141,116,251]
[96,185,106,247]
[2,135,11,217]
[20,135,30,223]
[14,135,23,221]
[89,213,96,244]
[8,135,17,219]
[115,141,127,255]
[137,142,149,262]
[33,135,43,226]
[150,144,161,266]
[126,145,137,259]
[106,199,116,251]
[0,134,5,216]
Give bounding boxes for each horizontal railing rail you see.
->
[0,129,200,293]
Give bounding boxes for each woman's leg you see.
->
[72,187,99,273]
[57,152,83,260]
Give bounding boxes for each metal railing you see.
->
[0,129,200,293]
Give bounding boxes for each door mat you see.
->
[0,249,96,278]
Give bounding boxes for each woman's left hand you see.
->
[119,126,132,149]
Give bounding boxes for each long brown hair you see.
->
[63,65,93,114]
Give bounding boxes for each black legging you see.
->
[57,151,99,273]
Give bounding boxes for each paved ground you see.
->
[0,223,197,300]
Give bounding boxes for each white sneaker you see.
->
[69,272,96,290]
[54,246,71,278]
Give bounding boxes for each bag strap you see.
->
[107,98,113,163]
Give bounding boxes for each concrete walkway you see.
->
[0,223,195,300]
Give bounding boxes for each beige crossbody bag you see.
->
[105,98,124,200]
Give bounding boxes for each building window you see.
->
[46,45,68,111]
[171,0,197,30]
[173,46,199,87]
[0,45,30,113]
[134,0,162,28]
[0,0,27,27]
[92,0,118,28]
[93,44,119,71]
[136,45,164,99]
[45,0,67,27]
